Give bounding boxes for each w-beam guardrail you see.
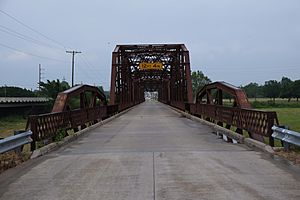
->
[0,131,32,154]
[272,126,300,150]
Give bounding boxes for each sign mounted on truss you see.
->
[139,62,163,70]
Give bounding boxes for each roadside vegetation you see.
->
[0,115,27,138]
[248,98,300,132]
[192,71,300,164]
[1,74,299,169]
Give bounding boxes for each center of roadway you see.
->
[1,101,299,200]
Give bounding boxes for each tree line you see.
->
[0,86,35,97]
[1,74,300,102]
[191,70,300,102]
[0,79,107,101]
[242,77,300,102]
[0,80,70,99]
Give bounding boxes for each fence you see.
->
[27,105,118,150]
[190,103,279,146]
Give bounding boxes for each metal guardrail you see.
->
[272,126,300,150]
[0,131,32,154]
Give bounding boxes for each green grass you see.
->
[0,115,27,138]
[224,98,300,133]
[261,107,300,132]
[245,98,300,132]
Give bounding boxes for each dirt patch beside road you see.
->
[275,149,300,165]
[0,152,30,174]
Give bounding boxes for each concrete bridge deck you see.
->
[1,101,300,200]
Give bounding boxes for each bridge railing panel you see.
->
[27,105,109,150]
[190,103,278,146]
[170,101,185,111]
[107,105,118,116]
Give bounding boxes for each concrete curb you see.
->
[244,138,275,154]
[30,107,134,159]
[169,105,275,155]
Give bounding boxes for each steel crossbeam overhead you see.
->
[109,44,193,111]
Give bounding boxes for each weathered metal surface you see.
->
[0,97,49,103]
[0,131,32,154]
[189,81,278,145]
[195,81,251,109]
[109,44,193,110]
[272,126,300,149]
[27,106,108,150]
[190,103,278,145]
[0,97,50,108]
[52,84,107,112]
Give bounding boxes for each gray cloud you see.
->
[0,0,299,90]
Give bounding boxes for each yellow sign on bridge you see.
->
[139,62,163,70]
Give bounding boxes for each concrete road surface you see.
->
[1,101,300,200]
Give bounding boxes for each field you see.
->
[247,98,300,132]
[0,98,299,170]
[0,98,299,136]
[261,108,300,132]
[0,115,27,138]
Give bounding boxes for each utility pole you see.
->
[38,64,42,91]
[4,84,7,98]
[66,50,81,87]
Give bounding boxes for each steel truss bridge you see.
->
[26,44,278,150]
[2,44,300,200]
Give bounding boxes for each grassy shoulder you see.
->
[247,98,300,133]
[0,115,27,138]
[260,107,300,132]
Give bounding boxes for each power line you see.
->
[0,24,65,51]
[0,42,67,63]
[76,60,96,81]
[0,9,67,50]
[77,54,102,81]
[79,54,99,71]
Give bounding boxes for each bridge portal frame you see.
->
[109,44,193,111]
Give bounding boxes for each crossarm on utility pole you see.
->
[66,50,82,87]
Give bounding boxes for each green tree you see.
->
[191,70,211,96]
[280,77,293,101]
[39,79,70,100]
[292,79,300,101]
[0,86,35,97]
[242,82,262,100]
[263,80,280,103]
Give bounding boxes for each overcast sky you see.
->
[0,0,299,91]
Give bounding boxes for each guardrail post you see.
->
[14,130,26,154]
[30,116,38,151]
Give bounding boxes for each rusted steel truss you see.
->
[52,84,107,112]
[27,85,114,151]
[195,81,251,109]
[110,44,193,111]
[190,81,279,146]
